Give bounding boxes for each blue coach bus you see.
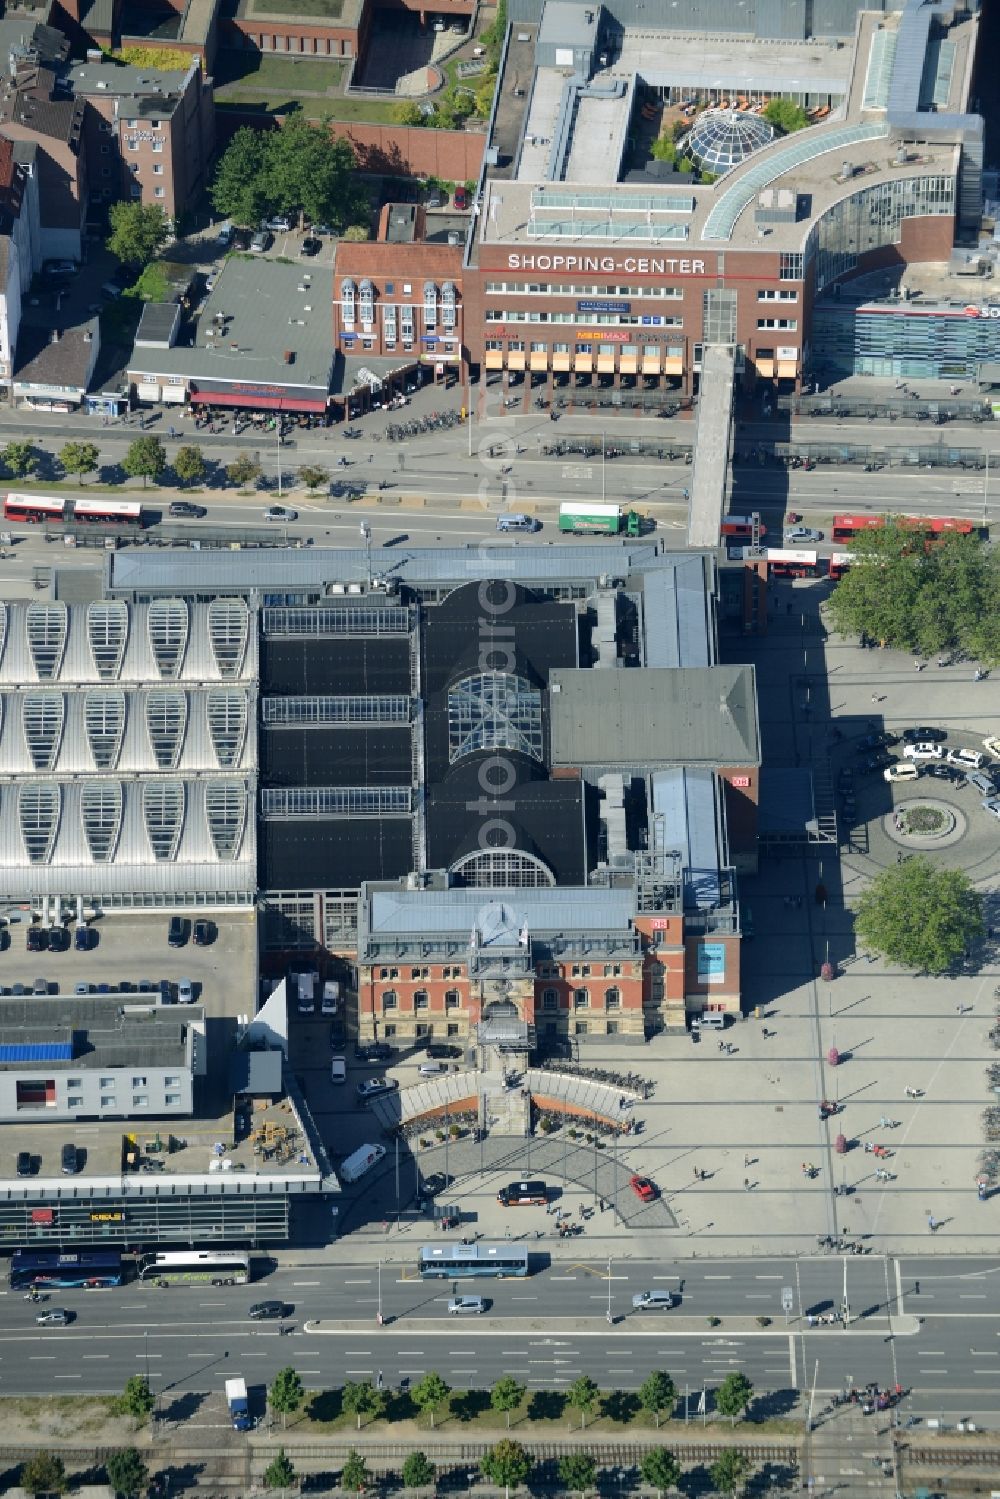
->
[418,1243,530,1279]
[9,1248,125,1289]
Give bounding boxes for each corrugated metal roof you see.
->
[549,666,759,769]
[652,768,721,909]
[366,883,636,938]
[642,556,712,668]
[0,1041,72,1062]
[109,544,702,595]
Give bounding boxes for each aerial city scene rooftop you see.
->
[0,0,995,1491]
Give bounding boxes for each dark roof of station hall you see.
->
[261,726,412,788]
[260,637,411,696]
[425,762,594,886]
[420,580,588,884]
[260,817,413,891]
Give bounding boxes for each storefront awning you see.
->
[189,389,328,413]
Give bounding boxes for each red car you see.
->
[630,1174,657,1202]
[454,185,469,210]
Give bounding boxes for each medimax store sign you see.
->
[504,253,713,277]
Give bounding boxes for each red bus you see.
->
[72,499,143,525]
[721,515,768,539]
[828,552,853,580]
[765,548,820,578]
[3,494,144,526]
[831,513,976,542]
[3,494,66,523]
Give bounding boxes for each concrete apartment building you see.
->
[0,134,42,391]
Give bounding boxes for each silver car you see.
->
[631,1290,676,1310]
[448,1296,487,1314]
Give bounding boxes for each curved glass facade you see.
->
[447,672,544,764]
[811,174,955,291]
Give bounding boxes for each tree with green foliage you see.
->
[59,440,99,483]
[716,1372,754,1427]
[490,1374,526,1428]
[856,854,983,974]
[763,98,810,134]
[116,1374,155,1424]
[638,1371,676,1428]
[558,1453,597,1497]
[105,1448,149,1499]
[262,119,366,231]
[651,136,677,162]
[566,1374,600,1428]
[1,439,37,477]
[263,1448,297,1493]
[393,101,424,126]
[480,1439,532,1499]
[639,1448,682,1498]
[827,524,1000,665]
[709,1449,751,1498]
[174,444,206,488]
[342,1379,385,1430]
[269,1365,304,1429]
[299,463,329,492]
[123,434,166,488]
[226,453,262,490]
[411,1371,451,1428]
[678,156,694,173]
[402,1451,436,1489]
[107,201,170,266]
[210,126,272,227]
[341,1450,369,1493]
[19,1452,67,1496]
[481,0,507,63]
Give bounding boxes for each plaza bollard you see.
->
[827,1046,840,1067]
[821,961,835,982]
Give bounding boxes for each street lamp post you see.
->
[377,1259,383,1325]
[606,1256,613,1324]
[360,521,372,589]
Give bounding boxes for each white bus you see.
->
[137,1250,251,1286]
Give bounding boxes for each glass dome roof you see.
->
[686,109,776,173]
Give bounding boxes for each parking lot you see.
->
[0,910,257,1021]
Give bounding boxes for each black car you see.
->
[159,978,174,1004]
[421,1172,452,1197]
[355,1041,392,1063]
[299,236,321,257]
[61,1143,78,1175]
[168,501,207,519]
[48,927,70,952]
[248,1300,289,1320]
[858,752,894,774]
[856,731,900,753]
[74,925,94,951]
[902,726,947,743]
[925,763,960,781]
[26,926,47,952]
[168,916,189,948]
[193,919,216,947]
[16,1151,33,1177]
[425,1042,462,1060]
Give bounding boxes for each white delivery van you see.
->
[339,1143,386,1184]
[296,972,317,1014]
[322,979,340,1015]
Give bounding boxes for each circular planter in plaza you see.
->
[884,798,962,849]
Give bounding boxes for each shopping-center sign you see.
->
[507,254,711,276]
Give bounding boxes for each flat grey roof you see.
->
[549,666,759,768]
[127,258,335,393]
[366,883,637,940]
[0,995,196,1071]
[68,59,191,99]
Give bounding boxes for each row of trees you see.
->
[0,437,281,492]
[211,119,368,234]
[828,521,1000,665]
[269,1366,754,1431]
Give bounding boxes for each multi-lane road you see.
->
[2,1254,997,1424]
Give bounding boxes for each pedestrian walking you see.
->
[786,601,793,614]
[744,1153,751,1168]
[368,453,374,463]
[744,1178,750,1191]
[928,1215,937,1232]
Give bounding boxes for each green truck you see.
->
[558,502,642,536]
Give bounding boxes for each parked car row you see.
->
[16,1144,80,1179]
[2,977,196,1002]
[168,917,216,948]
